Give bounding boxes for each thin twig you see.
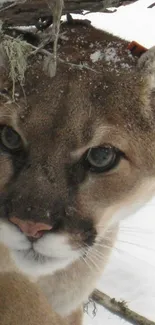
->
[31,31,68,55]
[0,2,17,13]
[43,0,64,77]
[2,33,97,75]
[59,58,98,72]
[91,289,155,325]
[0,0,26,13]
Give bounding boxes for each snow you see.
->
[90,50,103,63]
[90,45,131,69]
[84,199,155,324]
[88,0,155,49]
[71,0,155,49]
[82,1,155,324]
[84,301,131,324]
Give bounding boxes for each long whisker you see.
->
[97,225,155,236]
[114,245,155,269]
[88,239,155,269]
[96,229,155,252]
[88,250,111,263]
[85,253,101,272]
[85,247,108,260]
[84,242,114,261]
[82,243,110,269]
[80,251,93,272]
[117,239,155,252]
[120,226,155,234]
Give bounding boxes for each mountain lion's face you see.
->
[0,30,155,277]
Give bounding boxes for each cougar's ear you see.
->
[137,46,155,102]
[0,43,9,90]
[138,46,155,72]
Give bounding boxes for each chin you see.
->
[11,248,77,278]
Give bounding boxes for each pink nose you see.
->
[10,216,52,238]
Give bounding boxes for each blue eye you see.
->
[1,126,22,151]
[85,146,121,172]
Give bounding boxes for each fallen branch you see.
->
[91,289,155,325]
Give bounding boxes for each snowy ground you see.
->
[84,200,155,324]
[81,1,155,324]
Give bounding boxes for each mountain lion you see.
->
[0,25,155,324]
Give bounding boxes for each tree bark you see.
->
[0,0,136,27]
[91,289,155,325]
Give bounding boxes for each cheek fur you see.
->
[0,155,13,190]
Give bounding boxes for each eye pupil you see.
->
[89,147,113,167]
[1,126,22,151]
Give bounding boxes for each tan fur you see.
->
[0,24,155,325]
[0,244,70,325]
[65,307,83,325]
[0,272,63,325]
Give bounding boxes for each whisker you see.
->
[114,245,155,269]
[85,253,101,272]
[86,248,107,260]
[83,243,111,270]
[117,239,155,252]
[84,242,115,261]
[120,226,155,234]
[90,240,155,269]
[95,235,116,243]
[80,253,93,272]
[97,225,154,236]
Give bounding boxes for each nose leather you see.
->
[10,216,52,238]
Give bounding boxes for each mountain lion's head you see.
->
[0,27,155,277]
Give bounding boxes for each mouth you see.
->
[16,247,55,263]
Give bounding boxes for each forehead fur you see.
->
[10,27,152,140]
[0,25,155,174]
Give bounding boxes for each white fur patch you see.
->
[34,233,80,259]
[0,219,81,277]
[0,219,30,250]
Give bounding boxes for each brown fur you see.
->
[0,25,155,325]
[0,272,62,325]
[65,307,83,325]
[0,258,64,325]
[0,244,81,325]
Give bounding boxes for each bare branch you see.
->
[91,289,155,325]
[44,0,64,77]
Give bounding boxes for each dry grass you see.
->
[2,36,32,99]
